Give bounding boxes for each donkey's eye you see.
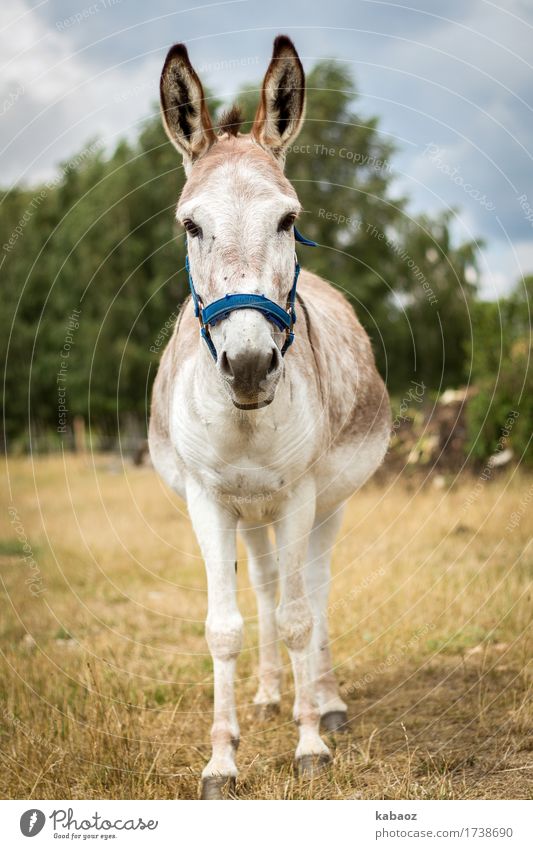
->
[183,219,202,238]
[278,213,296,233]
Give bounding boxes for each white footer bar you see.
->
[2,799,532,848]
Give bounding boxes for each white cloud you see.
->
[1,0,158,184]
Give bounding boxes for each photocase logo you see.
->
[20,809,46,836]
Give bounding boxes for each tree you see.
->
[467,276,533,465]
[236,63,478,390]
[1,60,481,449]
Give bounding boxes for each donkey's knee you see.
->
[205,613,243,660]
[276,599,313,651]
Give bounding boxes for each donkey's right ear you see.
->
[160,43,216,171]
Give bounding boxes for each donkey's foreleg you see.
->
[275,479,331,775]
[186,480,242,800]
[240,522,281,712]
[305,510,348,732]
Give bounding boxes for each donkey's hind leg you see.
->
[240,521,281,713]
[305,508,348,732]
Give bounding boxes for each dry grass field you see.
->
[1,454,532,800]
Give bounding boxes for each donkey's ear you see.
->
[252,35,305,164]
[160,43,216,171]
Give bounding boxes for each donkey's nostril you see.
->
[268,346,280,375]
[219,350,233,378]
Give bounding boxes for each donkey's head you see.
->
[160,36,306,409]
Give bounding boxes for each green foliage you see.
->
[238,63,478,388]
[466,276,533,465]
[1,116,187,445]
[1,60,482,448]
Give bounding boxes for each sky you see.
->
[1,0,532,298]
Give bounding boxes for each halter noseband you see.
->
[186,227,316,361]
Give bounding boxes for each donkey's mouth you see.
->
[232,396,274,411]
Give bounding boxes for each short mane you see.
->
[217,104,243,136]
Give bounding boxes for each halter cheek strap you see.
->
[185,227,316,362]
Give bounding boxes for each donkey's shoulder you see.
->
[297,269,391,443]
[297,268,374,363]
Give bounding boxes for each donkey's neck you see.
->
[176,342,320,506]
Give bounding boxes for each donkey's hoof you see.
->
[295,752,331,778]
[200,775,236,800]
[254,702,280,721]
[321,710,349,733]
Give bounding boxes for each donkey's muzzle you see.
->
[219,345,281,401]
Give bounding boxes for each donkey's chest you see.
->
[171,386,317,507]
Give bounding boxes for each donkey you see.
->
[149,35,391,799]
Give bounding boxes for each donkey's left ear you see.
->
[252,35,305,164]
[160,43,216,172]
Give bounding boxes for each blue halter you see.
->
[186,227,316,361]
